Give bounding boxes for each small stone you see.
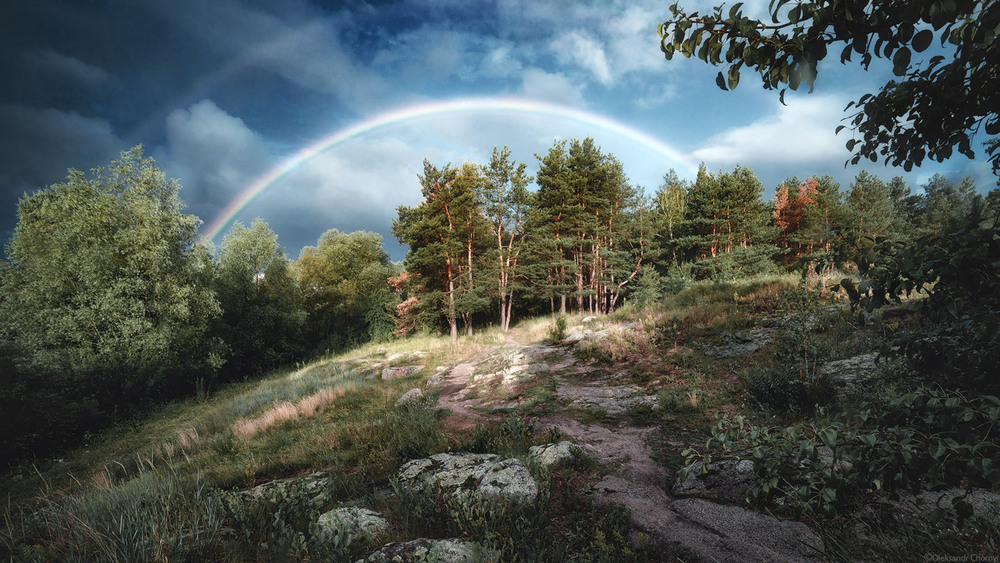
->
[397,452,538,502]
[360,538,489,563]
[395,388,424,407]
[528,441,582,468]
[317,507,389,541]
[381,365,424,380]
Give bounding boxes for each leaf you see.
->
[912,29,933,52]
[716,71,728,91]
[728,64,741,89]
[892,47,911,76]
[985,116,1000,136]
[819,428,838,448]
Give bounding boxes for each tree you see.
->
[0,147,220,458]
[653,169,688,269]
[842,170,900,255]
[393,160,484,341]
[214,219,305,379]
[529,138,643,314]
[295,229,396,351]
[480,146,533,332]
[658,0,1000,174]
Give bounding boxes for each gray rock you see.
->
[528,441,582,468]
[395,388,424,407]
[472,344,569,386]
[386,350,426,363]
[381,365,424,380]
[359,538,489,562]
[703,328,773,358]
[672,498,823,562]
[235,472,331,510]
[582,315,599,323]
[397,452,538,502]
[672,459,755,504]
[426,367,448,388]
[860,488,1000,529]
[317,507,389,541]
[819,353,878,398]
[557,384,658,416]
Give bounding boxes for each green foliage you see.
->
[4,466,228,562]
[214,219,306,381]
[548,314,567,344]
[0,147,221,461]
[844,194,1000,392]
[683,386,1000,521]
[659,0,1000,173]
[295,229,397,354]
[461,414,536,457]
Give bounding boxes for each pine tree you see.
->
[480,145,533,332]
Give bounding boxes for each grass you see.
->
[4,272,992,561]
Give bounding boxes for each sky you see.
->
[1,0,995,261]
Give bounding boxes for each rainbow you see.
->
[203,96,699,242]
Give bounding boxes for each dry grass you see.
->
[231,386,351,439]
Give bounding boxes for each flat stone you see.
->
[397,452,538,502]
[360,538,489,563]
[317,507,389,541]
[381,365,424,380]
[672,498,823,562]
[395,388,424,407]
[557,384,658,415]
[672,459,755,504]
[528,441,582,468]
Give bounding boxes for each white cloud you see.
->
[551,31,613,86]
[690,94,849,166]
[164,100,270,217]
[518,68,586,106]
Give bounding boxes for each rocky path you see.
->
[431,327,823,561]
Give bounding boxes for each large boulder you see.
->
[557,383,658,416]
[381,365,424,380]
[528,441,583,469]
[818,353,879,399]
[395,388,424,407]
[360,538,489,562]
[672,458,755,504]
[397,452,538,502]
[316,507,389,542]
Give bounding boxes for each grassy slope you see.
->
[2,273,994,560]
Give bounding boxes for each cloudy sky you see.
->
[1,0,994,260]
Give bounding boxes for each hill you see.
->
[2,275,998,561]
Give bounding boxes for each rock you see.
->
[360,538,489,562]
[557,383,658,416]
[235,472,331,510]
[395,388,424,407]
[386,351,426,364]
[703,328,774,358]
[426,367,448,388]
[582,315,598,323]
[859,488,1000,531]
[672,498,823,562]
[528,441,582,468]
[818,353,878,398]
[672,459,755,504]
[397,452,538,502]
[472,344,571,386]
[317,507,389,541]
[381,365,424,380]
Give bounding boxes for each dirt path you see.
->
[433,334,821,561]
